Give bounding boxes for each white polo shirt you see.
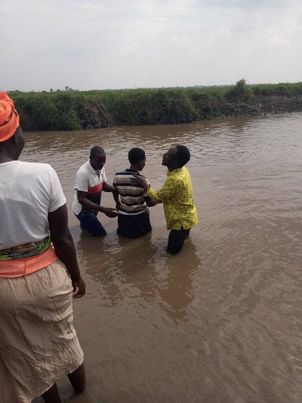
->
[72,160,107,215]
[0,160,66,250]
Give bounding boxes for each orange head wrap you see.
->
[0,92,20,143]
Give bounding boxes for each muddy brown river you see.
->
[28,114,302,403]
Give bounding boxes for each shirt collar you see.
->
[167,166,183,177]
[86,160,101,175]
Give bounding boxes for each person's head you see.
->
[128,147,146,171]
[89,146,106,171]
[162,144,190,170]
[0,93,24,161]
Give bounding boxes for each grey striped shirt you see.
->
[113,170,149,215]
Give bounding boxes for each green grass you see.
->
[9,81,302,131]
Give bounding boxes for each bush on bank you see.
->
[9,81,302,131]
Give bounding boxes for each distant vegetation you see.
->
[9,81,302,131]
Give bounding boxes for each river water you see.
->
[27,114,302,403]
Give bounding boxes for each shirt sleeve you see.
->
[48,166,67,212]
[74,170,89,192]
[143,177,150,197]
[147,176,181,203]
[101,167,107,183]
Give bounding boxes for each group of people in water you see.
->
[73,144,198,255]
[0,92,198,402]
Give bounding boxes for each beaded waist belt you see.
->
[0,236,58,278]
[0,236,51,261]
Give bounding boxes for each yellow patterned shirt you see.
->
[147,166,198,230]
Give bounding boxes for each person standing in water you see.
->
[133,144,198,254]
[72,146,118,236]
[113,147,153,238]
[0,92,86,403]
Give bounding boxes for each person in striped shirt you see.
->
[113,148,153,238]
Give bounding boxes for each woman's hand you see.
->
[72,277,86,298]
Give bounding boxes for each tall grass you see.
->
[9,81,302,131]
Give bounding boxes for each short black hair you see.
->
[175,145,190,167]
[128,147,146,164]
[90,146,105,157]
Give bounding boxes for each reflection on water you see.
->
[27,114,302,403]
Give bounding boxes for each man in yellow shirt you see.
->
[135,144,198,254]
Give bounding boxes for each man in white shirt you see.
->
[72,146,117,236]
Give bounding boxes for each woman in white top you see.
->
[0,93,86,403]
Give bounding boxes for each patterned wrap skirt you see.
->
[0,259,84,403]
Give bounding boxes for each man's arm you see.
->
[77,190,117,217]
[112,182,121,210]
[145,196,158,207]
[133,175,181,203]
[147,177,181,203]
[48,205,86,298]
[103,181,121,208]
[102,182,114,192]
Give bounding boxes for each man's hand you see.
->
[72,277,86,298]
[131,176,149,191]
[102,207,118,218]
[145,196,158,207]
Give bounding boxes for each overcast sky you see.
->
[1,0,302,91]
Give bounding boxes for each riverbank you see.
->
[10,81,302,131]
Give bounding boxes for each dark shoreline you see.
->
[10,81,302,131]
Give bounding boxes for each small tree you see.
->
[226,79,254,101]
